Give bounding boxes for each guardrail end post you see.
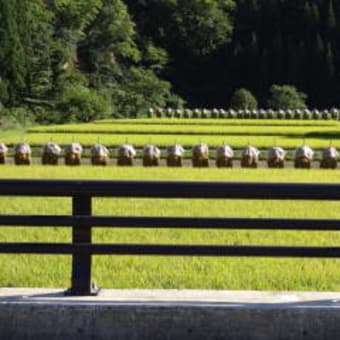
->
[68,195,99,296]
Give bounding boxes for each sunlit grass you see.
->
[27,121,340,136]
[1,166,340,290]
[3,118,340,149]
[2,132,339,149]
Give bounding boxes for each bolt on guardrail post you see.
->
[67,195,99,296]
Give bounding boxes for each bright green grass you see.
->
[27,121,340,137]
[3,118,338,149]
[2,132,339,149]
[0,129,26,140]
[1,166,340,290]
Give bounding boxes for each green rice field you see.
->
[28,120,339,136]
[2,118,340,149]
[1,166,340,291]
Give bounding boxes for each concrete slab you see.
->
[1,288,340,339]
[1,288,340,308]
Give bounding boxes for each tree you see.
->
[78,0,141,84]
[231,88,258,109]
[267,84,307,109]
[57,84,110,122]
[20,0,54,100]
[0,0,28,105]
[124,0,235,107]
[77,0,181,118]
[4,0,340,121]
[169,0,235,57]
[125,0,235,57]
[326,0,337,36]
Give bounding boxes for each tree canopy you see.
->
[267,85,307,110]
[1,0,340,124]
[231,88,258,110]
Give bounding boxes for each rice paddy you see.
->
[28,120,340,136]
[1,118,340,149]
[5,132,340,149]
[1,166,340,291]
[2,118,340,290]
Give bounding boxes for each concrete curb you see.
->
[1,289,340,339]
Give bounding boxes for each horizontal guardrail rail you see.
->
[0,179,339,295]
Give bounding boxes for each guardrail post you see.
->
[67,195,99,296]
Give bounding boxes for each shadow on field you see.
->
[305,131,340,139]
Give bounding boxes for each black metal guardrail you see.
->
[0,179,340,296]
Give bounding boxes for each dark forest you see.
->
[0,0,339,123]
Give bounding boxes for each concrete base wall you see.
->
[1,289,340,340]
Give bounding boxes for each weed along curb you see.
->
[1,289,340,340]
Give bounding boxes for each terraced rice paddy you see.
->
[2,118,340,149]
[1,167,340,291]
[1,119,340,291]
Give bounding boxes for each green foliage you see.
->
[0,107,34,128]
[77,0,181,120]
[267,85,308,110]
[0,80,9,104]
[231,88,258,109]
[57,85,110,122]
[169,0,235,56]
[110,67,183,118]
[21,0,54,99]
[2,0,340,119]
[55,0,102,35]
[0,0,181,123]
[79,0,141,80]
[143,42,169,72]
[0,0,28,105]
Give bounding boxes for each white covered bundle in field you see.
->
[42,142,62,165]
[91,144,109,166]
[0,143,8,164]
[267,146,286,168]
[167,144,185,167]
[143,144,161,167]
[294,145,314,169]
[192,143,209,167]
[241,146,260,168]
[14,143,32,165]
[65,143,83,166]
[320,146,338,169]
[117,144,136,166]
[216,145,234,168]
